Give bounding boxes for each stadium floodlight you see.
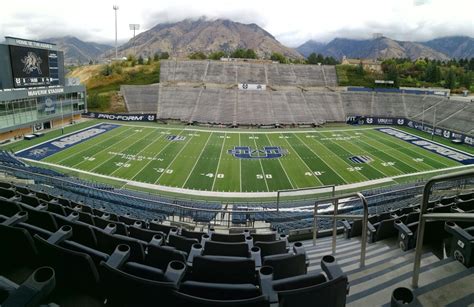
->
[113,5,119,60]
[129,24,140,56]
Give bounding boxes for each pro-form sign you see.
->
[377,128,474,165]
[86,112,157,122]
[238,83,266,91]
[16,124,119,161]
[9,45,59,88]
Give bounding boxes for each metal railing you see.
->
[312,192,369,268]
[276,185,335,213]
[412,169,474,288]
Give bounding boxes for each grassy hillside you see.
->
[68,59,160,112]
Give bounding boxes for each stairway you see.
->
[302,235,474,306]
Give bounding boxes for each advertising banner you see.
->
[85,112,157,122]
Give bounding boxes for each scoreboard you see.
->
[9,45,60,88]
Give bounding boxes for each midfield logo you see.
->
[228,146,287,159]
[167,135,186,141]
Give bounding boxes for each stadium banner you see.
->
[347,116,406,126]
[405,119,474,147]
[347,116,473,147]
[238,83,266,91]
[377,128,474,165]
[85,112,157,122]
[16,123,120,161]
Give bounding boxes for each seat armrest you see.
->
[258,266,279,305]
[341,220,351,230]
[105,244,131,269]
[164,261,186,285]
[394,221,413,237]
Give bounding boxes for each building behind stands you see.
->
[0,37,87,142]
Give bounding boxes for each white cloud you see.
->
[0,0,472,47]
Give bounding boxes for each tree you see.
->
[189,52,207,60]
[209,51,225,60]
[445,68,457,90]
[244,49,257,59]
[153,52,160,61]
[356,61,365,76]
[424,62,441,83]
[384,64,399,86]
[231,48,246,58]
[89,59,94,65]
[307,53,317,64]
[160,52,170,60]
[460,71,472,89]
[270,52,288,64]
[138,55,144,65]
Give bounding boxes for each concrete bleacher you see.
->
[160,60,338,87]
[121,84,159,113]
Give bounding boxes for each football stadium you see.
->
[1,35,474,307]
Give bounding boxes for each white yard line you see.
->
[265,134,296,189]
[88,129,155,172]
[109,130,167,176]
[130,130,179,181]
[281,133,324,186]
[153,134,195,184]
[251,134,270,192]
[239,134,242,192]
[293,133,351,184]
[181,133,213,188]
[211,133,227,191]
[309,132,371,181]
[19,158,474,198]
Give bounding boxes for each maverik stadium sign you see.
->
[347,116,473,147]
[86,112,156,122]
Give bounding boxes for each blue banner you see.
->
[16,123,119,161]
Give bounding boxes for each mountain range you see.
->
[44,36,112,65]
[297,36,474,60]
[42,19,474,64]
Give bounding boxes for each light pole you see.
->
[129,24,140,56]
[113,5,119,60]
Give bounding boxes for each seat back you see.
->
[0,223,37,269]
[149,221,175,234]
[212,233,246,243]
[251,233,277,242]
[181,228,206,240]
[19,194,41,207]
[263,254,306,280]
[168,234,198,254]
[145,245,187,271]
[0,197,21,217]
[0,187,16,199]
[203,241,249,258]
[374,218,398,241]
[129,226,164,242]
[54,215,97,248]
[93,216,128,235]
[192,256,256,284]
[34,234,99,291]
[273,273,347,307]
[176,281,268,306]
[93,228,146,262]
[255,240,287,258]
[99,261,177,306]
[19,204,58,232]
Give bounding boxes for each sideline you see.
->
[19,158,474,198]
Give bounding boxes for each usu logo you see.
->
[228,146,287,159]
[167,135,186,141]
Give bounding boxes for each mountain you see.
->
[112,18,302,59]
[422,36,474,59]
[296,40,325,57]
[297,36,451,61]
[45,36,112,64]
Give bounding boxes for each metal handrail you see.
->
[276,185,335,213]
[312,192,369,268]
[412,169,474,288]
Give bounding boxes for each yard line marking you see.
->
[365,130,448,170]
[308,132,370,181]
[182,133,213,188]
[251,133,270,192]
[153,133,195,184]
[55,127,133,164]
[264,134,296,189]
[130,129,181,181]
[212,133,227,191]
[109,130,168,176]
[293,133,350,184]
[239,134,243,192]
[89,129,156,172]
[69,127,142,168]
[280,133,324,186]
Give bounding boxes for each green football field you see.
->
[18,123,472,194]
